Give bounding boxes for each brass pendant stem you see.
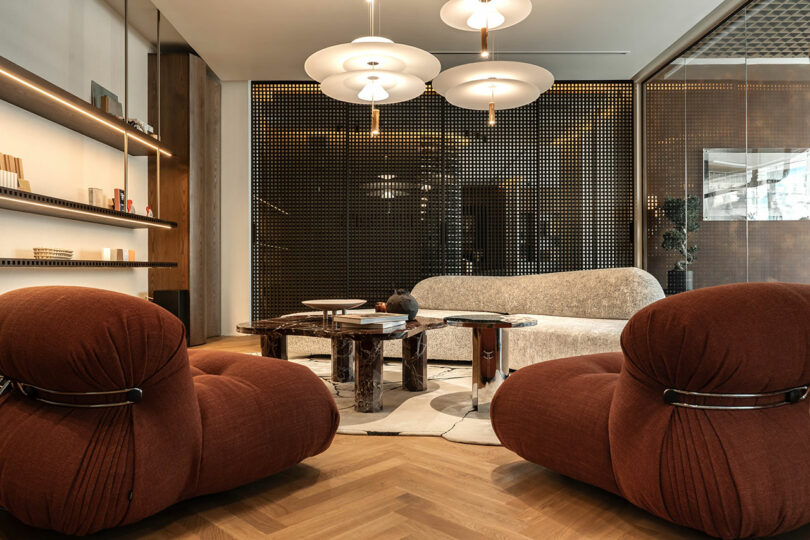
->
[371,107,380,137]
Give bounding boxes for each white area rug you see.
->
[292,357,501,445]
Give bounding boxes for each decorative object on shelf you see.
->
[99,94,123,117]
[440,0,532,58]
[32,247,73,260]
[375,301,387,312]
[0,152,24,189]
[126,199,134,213]
[304,0,440,137]
[103,248,135,262]
[90,81,119,112]
[432,61,553,127]
[127,119,154,135]
[0,170,17,189]
[661,195,700,294]
[302,299,367,324]
[386,288,419,320]
[146,205,153,218]
[88,187,104,207]
[113,188,126,211]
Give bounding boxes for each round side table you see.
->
[444,314,537,412]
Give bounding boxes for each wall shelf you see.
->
[0,187,177,229]
[0,259,177,268]
[0,55,173,157]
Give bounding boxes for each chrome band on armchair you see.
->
[0,376,143,408]
[663,385,809,410]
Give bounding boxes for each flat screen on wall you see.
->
[703,148,810,221]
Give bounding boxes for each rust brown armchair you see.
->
[0,286,338,535]
[491,283,810,539]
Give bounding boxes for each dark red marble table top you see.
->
[237,315,446,341]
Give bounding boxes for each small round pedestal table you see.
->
[444,314,537,412]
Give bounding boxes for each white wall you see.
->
[0,0,152,297]
[220,81,250,335]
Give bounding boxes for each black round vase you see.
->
[386,289,419,320]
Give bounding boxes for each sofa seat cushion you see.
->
[506,315,626,370]
[188,350,338,496]
[491,352,623,495]
[284,309,501,362]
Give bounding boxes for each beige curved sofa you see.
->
[285,267,665,370]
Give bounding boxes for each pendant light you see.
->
[305,0,440,137]
[440,0,532,58]
[432,61,554,126]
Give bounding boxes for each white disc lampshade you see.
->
[432,61,554,110]
[305,37,441,104]
[440,0,532,31]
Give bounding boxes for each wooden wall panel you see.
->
[187,54,207,345]
[204,70,222,338]
[148,53,190,293]
[149,52,221,345]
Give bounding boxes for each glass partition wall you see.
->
[644,0,810,293]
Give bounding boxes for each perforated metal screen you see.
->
[251,81,634,318]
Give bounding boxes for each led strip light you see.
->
[0,67,172,157]
[0,194,173,229]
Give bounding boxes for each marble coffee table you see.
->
[444,314,537,412]
[237,316,446,413]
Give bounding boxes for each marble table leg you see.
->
[402,331,427,391]
[472,327,506,412]
[354,337,383,413]
[331,336,354,382]
[260,332,288,359]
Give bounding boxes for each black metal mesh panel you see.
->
[346,88,445,302]
[537,83,635,273]
[445,98,538,276]
[252,81,634,318]
[251,83,348,318]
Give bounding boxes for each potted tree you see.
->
[661,195,700,294]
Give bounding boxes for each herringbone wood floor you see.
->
[1,336,808,539]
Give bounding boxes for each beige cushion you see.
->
[411,267,664,320]
[504,315,627,370]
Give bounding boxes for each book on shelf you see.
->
[113,188,126,211]
[333,313,408,325]
[337,321,407,330]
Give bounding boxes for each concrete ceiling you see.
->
[151,0,726,82]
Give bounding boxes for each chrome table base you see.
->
[472,327,507,412]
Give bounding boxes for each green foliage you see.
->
[660,196,700,271]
